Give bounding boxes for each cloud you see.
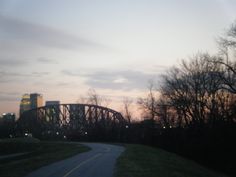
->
[0,58,29,66]
[0,57,57,71]
[0,70,27,77]
[61,70,79,76]
[0,15,104,50]
[56,82,73,87]
[37,57,58,64]
[0,92,20,102]
[31,72,50,77]
[0,70,50,83]
[61,69,160,90]
[113,77,129,83]
[154,64,169,70]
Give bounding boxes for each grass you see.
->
[0,137,41,155]
[0,138,90,177]
[115,144,229,177]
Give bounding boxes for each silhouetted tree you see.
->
[137,80,159,121]
[160,53,236,127]
[213,22,236,94]
[77,88,111,107]
[121,97,133,124]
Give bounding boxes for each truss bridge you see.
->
[18,104,126,141]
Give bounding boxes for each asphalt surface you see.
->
[25,143,125,177]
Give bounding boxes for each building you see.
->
[19,93,43,116]
[30,93,43,109]
[19,94,31,115]
[2,113,16,122]
[45,101,60,106]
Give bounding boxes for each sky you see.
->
[1,0,236,117]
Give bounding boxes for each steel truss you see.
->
[18,104,126,139]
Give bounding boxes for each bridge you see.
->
[18,104,127,141]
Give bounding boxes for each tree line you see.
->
[129,21,236,176]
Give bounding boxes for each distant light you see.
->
[125,125,129,129]
[56,132,59,135]
[163,126,166,129]
[63,135,67,139]
[2,113,6,116]
[25,133,28,136]
[85,131,88,135]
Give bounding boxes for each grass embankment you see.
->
[0,138,90,177]
[115,144,228,177]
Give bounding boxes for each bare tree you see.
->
[160,53,236,127]
[137,80,159,120]
[215,22,236,93]
[87,88,102,106]
[122,97,133,123]
[77,88,111,107]
[218,21,236,52]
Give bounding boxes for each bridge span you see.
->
[18,104,127,141]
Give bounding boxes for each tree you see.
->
[122,97,133,123]
[160,53,236,127]
[87,88,102,106]
[215,21,236,93]
[77,88,111,107]
[137,80,159,120]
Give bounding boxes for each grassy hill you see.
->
[115,144,229,177]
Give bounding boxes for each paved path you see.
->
[25,143,124,177]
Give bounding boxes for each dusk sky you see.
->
[1,0,236,117]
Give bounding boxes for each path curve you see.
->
[25,143,124,177]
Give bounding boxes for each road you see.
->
[25,143,124,177]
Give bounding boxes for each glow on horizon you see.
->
[1,0,236,117]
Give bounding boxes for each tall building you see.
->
[20,94,31,115]
[45,101,60,106]
[30,93,43,109]
[19,93,43,116]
